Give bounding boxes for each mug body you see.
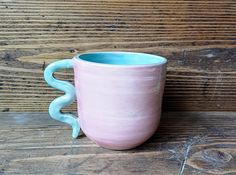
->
[73,52,166,150]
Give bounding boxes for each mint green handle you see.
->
[44,59,80,138]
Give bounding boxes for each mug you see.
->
[44,52,167,150]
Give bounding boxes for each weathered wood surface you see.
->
[0,112,235,174]
[0,0,236,112]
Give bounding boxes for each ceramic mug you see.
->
[44,52,167,150]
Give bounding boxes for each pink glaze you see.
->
[73,54,166,150]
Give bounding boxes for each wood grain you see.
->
[0,112,235,174]
[0,0,236,112]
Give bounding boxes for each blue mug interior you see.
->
[78,52,167,66]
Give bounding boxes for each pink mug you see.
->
[44,52,167,150]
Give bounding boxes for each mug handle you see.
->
[44,59,80,138]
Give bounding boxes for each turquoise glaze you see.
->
[79,52,166,65]
[44,59,80,138]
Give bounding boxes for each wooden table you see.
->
[0,112,235,175]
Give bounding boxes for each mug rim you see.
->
[73,51,167,68]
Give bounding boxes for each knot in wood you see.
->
[202,150,232,164]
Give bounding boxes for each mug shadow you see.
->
[133,112,202,152]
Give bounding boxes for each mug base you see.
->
[94,140,143,150]
[84,131,156,151]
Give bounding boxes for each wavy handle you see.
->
[44,59,80,138]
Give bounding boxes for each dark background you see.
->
[0,0,235,112]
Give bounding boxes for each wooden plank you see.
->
[0,0,236,112]
[0,112,235,174]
